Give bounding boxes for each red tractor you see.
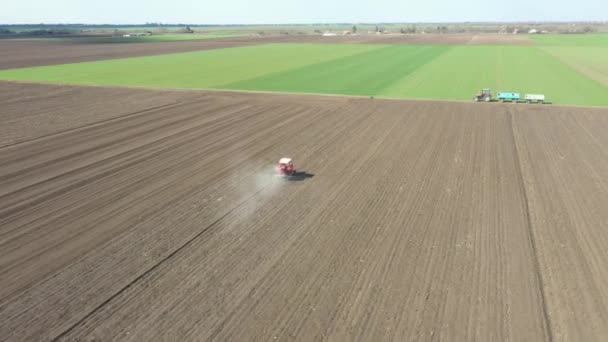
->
[275,157,295,176]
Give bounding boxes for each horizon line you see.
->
[2,20,608,26]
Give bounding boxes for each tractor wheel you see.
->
[485,97,490,102]
[474,97,479,102]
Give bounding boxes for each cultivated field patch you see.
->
[0,40,607,106]
[62,33,246,44]
[540,46,608,87]
[225,45,450,95]
[0,36,270,69]
[381,45,608,106]
[1,82,607,341]
[530,33,608,46]
[0,43,380,88]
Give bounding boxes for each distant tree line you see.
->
[2,22,607,37]
[399,26,417,34]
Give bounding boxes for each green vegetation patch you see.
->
[0,42,606,107]
[381,45,608,106]
[530,34,608,47]
[540,46,608,87]
[224,45,450,95]
[0,43,382,88]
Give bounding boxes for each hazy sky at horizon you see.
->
[1,0,606,24]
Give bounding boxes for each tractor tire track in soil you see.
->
[506,109,554,341]
[51,184,270,342]
[510,104,608,341]
[0,82,607,341]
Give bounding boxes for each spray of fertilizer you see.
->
[231,164,283,225]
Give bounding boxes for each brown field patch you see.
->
[0,82,606,341]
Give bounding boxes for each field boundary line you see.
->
[3,80,608,109]
[49,184,271,342]
[507,110,554,342]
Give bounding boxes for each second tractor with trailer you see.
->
[473,89,546,104]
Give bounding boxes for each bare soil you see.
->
[0,82,606,341]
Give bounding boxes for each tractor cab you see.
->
[275,158,295,176]
[474,88,492,102]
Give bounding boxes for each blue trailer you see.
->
[497,92,520,103]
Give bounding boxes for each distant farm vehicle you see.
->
[473,88,492,102]
[525,94,545,104]
[473,89,547,104]
[275,157,295,176]
[497,92,520,103]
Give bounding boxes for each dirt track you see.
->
[0,33,531,70]
[0,82,607,341]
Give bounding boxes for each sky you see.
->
[1,0,606,25]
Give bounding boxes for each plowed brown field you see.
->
[0,82,606,341]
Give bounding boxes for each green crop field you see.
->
[225,45,450,95]
[537,45,608,88]
[529,34,608,89]
[0,44,378,88]
[530,34,608,47]
[1,35,607,106]
[380,45,608,106]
